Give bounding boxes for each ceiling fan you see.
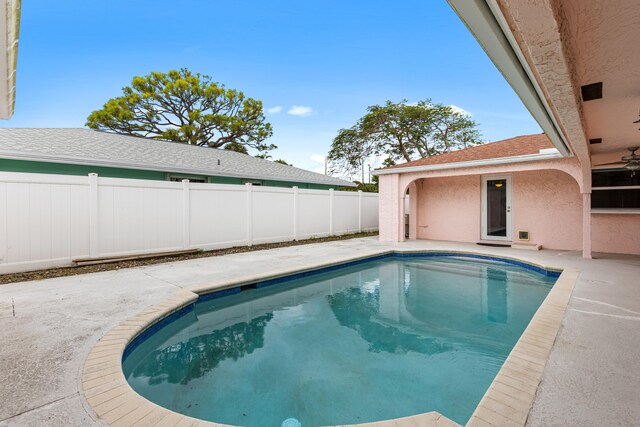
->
[622,146,640,176]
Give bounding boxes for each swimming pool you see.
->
[122,255,557,426]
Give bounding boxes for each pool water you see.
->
[123,256,556,426]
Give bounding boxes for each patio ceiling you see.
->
[563,0,640,165]
[447,0,640,169]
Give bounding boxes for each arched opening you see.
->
[394,167,585,248]
[402,179,423,241]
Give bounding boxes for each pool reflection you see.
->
[129,313,272,385]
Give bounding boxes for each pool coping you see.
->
[81,248,578,427]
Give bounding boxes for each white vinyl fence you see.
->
[0,172,379,274]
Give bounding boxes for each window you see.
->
[591,168,640,209]
[242,179,263,186]
[167,174,207,183]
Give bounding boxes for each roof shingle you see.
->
[383,134,554,170]
[0,128,354,187]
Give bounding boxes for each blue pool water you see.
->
[123,256,556,426]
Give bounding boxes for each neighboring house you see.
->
[376,0,640,257]
[0,128,354,189]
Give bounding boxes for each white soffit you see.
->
[447,0,572,157]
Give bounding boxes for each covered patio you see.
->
[377,0,640,259]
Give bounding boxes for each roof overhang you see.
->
[0,0,20,119]
[446,0,572,157]
[373,151,562,176]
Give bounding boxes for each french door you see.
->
[481,175,512,241]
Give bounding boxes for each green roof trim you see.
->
[0,158,340,189]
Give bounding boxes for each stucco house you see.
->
[376,133,639,256]
[375,0,640,258]
[0,128,353,189]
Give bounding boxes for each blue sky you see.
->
[4,0,541,175]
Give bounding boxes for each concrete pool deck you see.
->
[1,238,639,426]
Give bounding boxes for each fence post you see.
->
[329,188,335,236]
[358,190,363,233]
[292,186,299,240]
[88,173,99,257]
[246,183,253,246]
[182,179,190,249]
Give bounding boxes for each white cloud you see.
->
[449,105,472,117]
[287,105,313,117]
[311,154,326,164]
[266,106,282,114]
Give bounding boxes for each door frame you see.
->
[481,175,512,241]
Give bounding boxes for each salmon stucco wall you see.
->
[592,215,640,255]
[411,170,583,250]
[511,170,582,250]
[416,175,481,242]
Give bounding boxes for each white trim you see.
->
[446,0,572,157]
[373,151,562,176]
[481,175,512,241]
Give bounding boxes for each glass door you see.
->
[481,176,512,241]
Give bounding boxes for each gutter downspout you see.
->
[0,0,21,119]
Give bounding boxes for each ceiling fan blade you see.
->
[595,161,627,166]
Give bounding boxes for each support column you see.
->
[408,181,419,240]
[378,174,404,242]
[582,192,592,259]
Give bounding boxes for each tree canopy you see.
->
[224,141,249,154]
[86,68,275,153]
[327,100,482,176]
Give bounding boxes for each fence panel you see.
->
[333,192,360,234]
[189,184,249,249]
[0,174,90,272]
[0,172,378,273]
[362,194,379,230]
[297,189,331,239]
[252,186,295,244]
[97,179,183,256]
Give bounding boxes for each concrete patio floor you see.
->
[0,237,638,426]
